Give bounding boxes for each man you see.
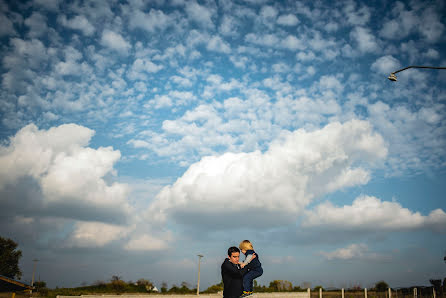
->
[221,246,256,298]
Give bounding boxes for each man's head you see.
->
[227,246,240,264]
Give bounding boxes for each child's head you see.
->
[239,240,253,253]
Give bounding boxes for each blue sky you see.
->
[1,0,446,291]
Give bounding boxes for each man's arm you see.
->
[222,260,247,277]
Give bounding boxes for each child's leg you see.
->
[245,268,263,292]
[242,272,253,293]
[243,268,263,292]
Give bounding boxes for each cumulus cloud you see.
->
[127,58,163,80]
[281,35,305,50]
[67,221,130,248]
[371,55,401,75]
[379,3,444,43]
[145,90,196,110]
[34,0,61,11]
[58,14,95,36]
[207,36,231,54]
[185,1,214,29]
[304,195,446,233]
[245,33,305,51]
[319,243,385,261]
[245,33,280,47]
[100,29,131,55]
[350,27,380,53]
[343,1,371,26]
[277,14,299,26]
[259,5,278,27]
[219,15,238,36]
[0,123,131,223]
[125,233,171,251]
[24,12,49,38]
[147,120,387,228]
[128,8,173,33]
[418,7,445,43]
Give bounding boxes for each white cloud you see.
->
[245,33,305,51]
[170,75,193,87]
[343,1,371,26]
[419,7,445,43]
[127,58,163,80]
[319,243,381,260]
[350,27,380,53]
[366,101,446,174]
[55,60,82,76]
[296,51,317,62]
[129,8,173,33]
[219,15,238,36]
[371,55,401,75]
[259,5,278,26]
[277,14,299,26]
[58,14,95,36]
[145,91,196,109]
[318,75,344,93]
[185,1,214,29]
[100,29,131,55]
[147,120,387,228]
[34,0,61,11]
[207,36,231,54]
[0,123,131,221]
[24,12,48,38]
[125,234,171,251]
[281,35,305,50]
[379,3,444,43]
[423,49,439,60]
[245,33,279,47]
[67,221,130,247]
[304,195,446,232]
[4,38,48,71]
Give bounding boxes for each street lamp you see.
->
[196,254,203,295]
[31,259,39,294]
[388,65,446,81]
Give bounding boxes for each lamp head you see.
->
[388,73,397,81]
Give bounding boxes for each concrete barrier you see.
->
[57,292,310,298]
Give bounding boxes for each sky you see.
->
[0,0,446,291]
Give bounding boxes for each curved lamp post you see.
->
[388,66,446,81]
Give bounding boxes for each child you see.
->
[239,240,263,297]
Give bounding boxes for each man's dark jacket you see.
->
[221,258,248,298]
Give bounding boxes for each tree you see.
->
[269,280,293,291]
[203,281,223,294]
[136,278,154,291]
[161,281,168,293]
[430,279,443,296]
[110,275,126,292]
[375,281,389,292]
[0,236,23,279]
[34,281,48,296]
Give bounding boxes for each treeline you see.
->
[40,278,309,297]
[29,277,446,298]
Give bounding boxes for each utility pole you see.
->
[196,254,203,295]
